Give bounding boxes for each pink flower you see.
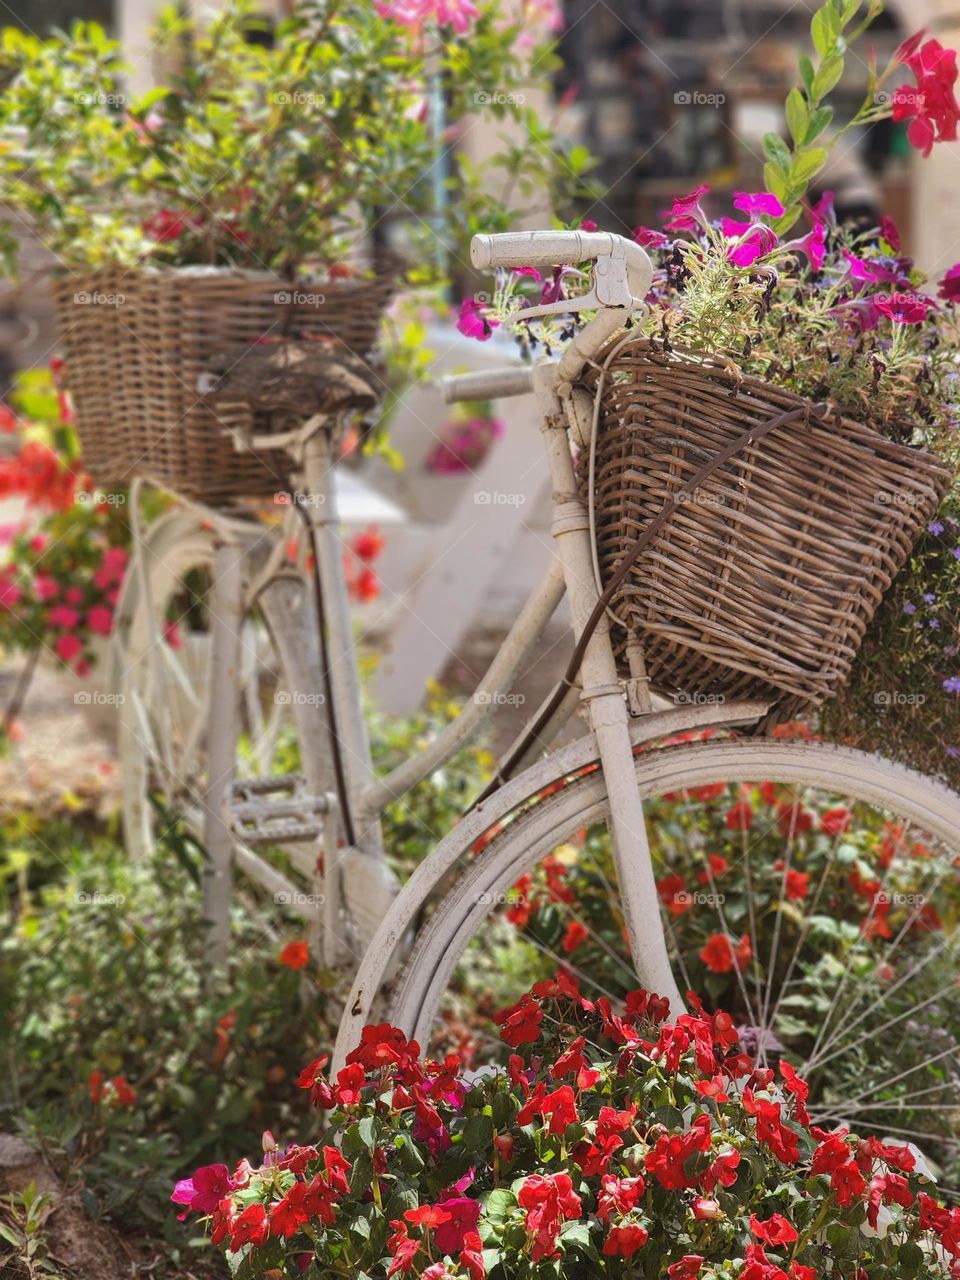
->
[791,221,827,271]
[893,36,960,156]
[732,191,785,219]
[875,291,932,324]
[87,605,114,637]
[0,576,22,609]
[513,266,543,282]
[664,184,709,233]
[164,621,183,650]
[721,220,777,267]
[633,226,669,249]
[66,586,84,605]
[879,215,901,252]
[938,263,960,300]
[433,1197,481,1254]
[55,633,83,663]
[842,251,900,284]
[579,218,598,232]
[48,604,80,629]
[376,0,479,34]
[456,297,499,341]
[33,575,59,602]
[171,1163,237,1219]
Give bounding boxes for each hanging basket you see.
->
[581,337,950,716]
[52,258,399,505]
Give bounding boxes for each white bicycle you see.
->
[114,231,960,1189]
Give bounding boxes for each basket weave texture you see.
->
[582,338,950,714]
[53,261,397,504]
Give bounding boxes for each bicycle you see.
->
[114,231,960,1186]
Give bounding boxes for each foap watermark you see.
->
[875,890,928,907]
[274,290,326,307]
[74,890,126,907]
[474,90,526,107]
[274,491,325,507]
[673,691,726,706]
[473,690,527,707]
[476,889,519,907]
[74,91,127,107]
[74,691,125,706]
[74,289,125,307]
[75,489,127,506]
[474,491,525,507]
[875,490,926,508]
[873,691,926,707]
[275,890,327,907]
[275,690,326,707]
[676,491,727,508]
[674,90,726,107]
[675,890,726,908]
[271,90,326,107]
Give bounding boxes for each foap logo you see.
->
[74,890,126,907]
[474,90,526,107]
[674,90,726,107]
[271,91,326,107]
[74,290,125,307]
[75,490,126,506]
[474,690,526,707]
[274,290,326,307]
[74,691,125,706]
[275,890,326,907]
[74,91,127,106]
[675,890,726,908]
[474,491,525,507]
[876,490,925,508]
[673,691,726,706]
[275,690,326,707]
[873,691,926,707]
[874,890,927,907]
[274,491,325,507]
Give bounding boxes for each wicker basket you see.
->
[581,338,950,714]
[52,259,398,504]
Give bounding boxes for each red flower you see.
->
[494,994,544,1047]
[111,1075,137,1107]
[602,1224,648,1257]
[230,1203,269,1253]
[346,1023,416,1071]
[750,1212,798,1247]
[697,853,728,884]
[820,806,852,836]
[777,802,814,839]
[353,527,385,561]
[875,292,932,325]
[388,1220,421,1276]
[879,215,901,252]
[279,940,309,969]
[668,1256,705,1280]
[692,1197,722,1221]
[596,1174,645,1221]
[743,1091,799,1164]
[725,799,754,830]
[832,1160,866,1207]
[405,1205,452,1230]
[893,36,960,156]
[561,919,588,953]
[518,1083,578,1136]
[778,1059,810,1125]
[699,932,752,974]
[938,263,960,301]
[657,873,692,916]
[334,1062,366,1106]
[646,1114,712,1189]
[783,869,809,901]
[88,1069,104,1103]
[517,1172,582,1260]
[433,1197,481,1254]
[460,1230,485,1280]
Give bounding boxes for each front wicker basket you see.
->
[52,260,398,504]
[581,338,950,716]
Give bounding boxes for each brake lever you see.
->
[511,255,644,322]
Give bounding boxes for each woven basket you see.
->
[581,338,950,714]
[52,259,398,504]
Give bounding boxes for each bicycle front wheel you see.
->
[387,737,960,1191]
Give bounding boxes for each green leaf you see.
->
[791,146,829,183]
[763,163,789,201]
[785,88,809,144]
[357,1114,377,1150]
[811,6,839,59]
[799,55,816,97]
[812,54,845,100]
[763,132,792,173]
[805,104,834,143]
[483,1188,517,1222]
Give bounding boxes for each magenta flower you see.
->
[33,574,59,602]
[513,266,543,282]
[48,604,81,629]
[732,191,785,219]
[55,633,83,664]
[433,1197,482,1253]
[938,263,960,300]
[875,291,932,324]
[87,605,114,637]
[579,218,598,232]
[664,184,709,233]
[790,221,827,272]
[171,1164,237,1220]
[0,576,21,610]
[633,226,668,249]
[376,0,478,34]
[879,215,902,252]
[842,252,901,285]
[456,297,499,341]
[721,219,777,267]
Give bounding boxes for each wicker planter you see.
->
[52,260,398,504]
[582,338,950,716]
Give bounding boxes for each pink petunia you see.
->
[513,266,543,282]
[875,291,932,324]
[633,226,669,249]
[842,251,901,284]
[732,191,785,219]
[938,263,960,301]
[48,604,80,629]
[87,605,114,637]
[790,221,827,271]
[722,219,777,267]
[55,633,83,663]
[456,297,499,341]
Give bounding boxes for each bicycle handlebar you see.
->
[441,365,534,404]
[471,230,653,310]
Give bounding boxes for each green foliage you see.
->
[0,1,591,278]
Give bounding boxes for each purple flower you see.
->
[947,746,960,758]
[929,521,945,534]
[732,191,785,219]
[170,1164,236,1219]
[943,677,960,693]
[953,547,960,560]
[923,592,937,604]
[456,297,499,341]
[903,602,917,615]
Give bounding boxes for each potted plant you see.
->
[463,0,958,732]
[0,0,584,502]
[173,969,960,1278]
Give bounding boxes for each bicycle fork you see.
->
[536,364,685,1013]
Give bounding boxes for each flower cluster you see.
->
[179,971,960,1279]
[425,415,505,475]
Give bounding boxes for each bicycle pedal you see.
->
[224,774,332,845]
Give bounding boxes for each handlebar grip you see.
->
[441,366,534,404]
[472,230,621,271]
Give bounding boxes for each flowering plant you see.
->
[0,0,579,278]
[179,969,960,1279]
